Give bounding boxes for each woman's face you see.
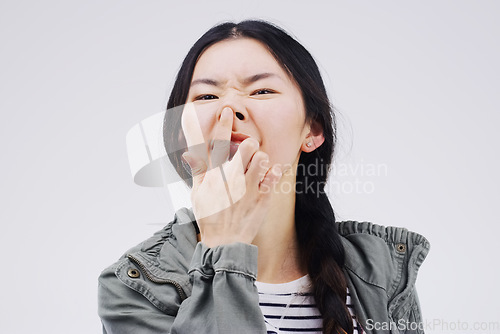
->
[182,38,318,172]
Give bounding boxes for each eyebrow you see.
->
[190,72,281,87]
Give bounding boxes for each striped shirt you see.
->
[255,275,364,334]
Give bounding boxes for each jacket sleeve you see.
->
[338,221,430,334]
[98,262,176,333]
[97,242,267,334]
[170,242,267,334]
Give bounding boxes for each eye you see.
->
[252,89,276,95]
[194,94,219,101]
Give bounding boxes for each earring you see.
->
[306,142,312,148]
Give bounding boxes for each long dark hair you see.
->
[163,20,352,334]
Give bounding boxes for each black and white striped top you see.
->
[255,275,364,334]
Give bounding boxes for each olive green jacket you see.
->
[97,207,430,334]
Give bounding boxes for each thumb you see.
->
[182,152,207,187]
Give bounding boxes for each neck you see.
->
[252,168,306,283]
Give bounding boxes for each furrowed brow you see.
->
[190,73,281,87]
[243,73,280,85]
[190,78,221,87]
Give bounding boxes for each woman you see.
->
[98,20,430,334]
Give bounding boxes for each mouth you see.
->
[229,132,251,161]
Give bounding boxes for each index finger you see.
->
[181,102,209,165]
[210,107,233,167]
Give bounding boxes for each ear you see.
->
[301,120,325,153]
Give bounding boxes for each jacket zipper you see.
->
[127,254,187,300]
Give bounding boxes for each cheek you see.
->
[181,103,218,145]
[263,98,305,138]
[255,99,306,164]
[256,96,305,130]
[197,112,216,141]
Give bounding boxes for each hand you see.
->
[181,106,282,248]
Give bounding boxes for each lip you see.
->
[230,132,251,144]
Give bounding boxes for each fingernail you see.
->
[218,107,232,121]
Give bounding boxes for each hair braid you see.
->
[295,151,353,334]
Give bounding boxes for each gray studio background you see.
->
[1,1,499,333]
